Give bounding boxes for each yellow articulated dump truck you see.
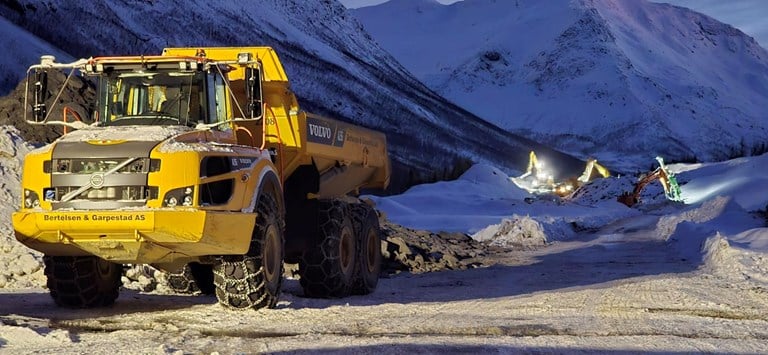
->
[12,47,390,310]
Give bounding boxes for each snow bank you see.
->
[458,164,531,200]
[368,164,534,233]
[471,215,574,248]
[675,154,768,211]
[659,193,768,285]
[696,231,768,286]
[0,322,73,347]
[371,164,637,236]
[569,175,634,206]
[659,195,764,242]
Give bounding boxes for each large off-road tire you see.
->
[298,200,357,298]
[213,193,285,309]
[165,262,215,295]
[350,203,382,295]
[43,255,122,308]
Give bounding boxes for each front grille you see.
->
[50,158,160,174]
[48,157,159,210]
[50,186,159,201]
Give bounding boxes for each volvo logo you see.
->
[90,173,105,189]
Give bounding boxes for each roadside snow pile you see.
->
[0,126,45,289]
[675,155,768,212]
[0,320,73,348]
[369,164,532,233]
[458,164,529,199]
[471,215,572,248]
[680,228,768,287]
[372,163,638,241]
[660,192,768,285]
[659,196,761,241]
[727,229,768,285]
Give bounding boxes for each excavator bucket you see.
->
[617,192,638,207]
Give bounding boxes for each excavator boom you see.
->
[618,156,683,207]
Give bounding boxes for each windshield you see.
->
[96,71,206,127]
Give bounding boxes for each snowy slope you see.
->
[0,0,585,187]
[353,0,768,171]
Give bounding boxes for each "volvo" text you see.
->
[309,123,332,139]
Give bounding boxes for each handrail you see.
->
[264,103,284,182]
[62,106,83,134]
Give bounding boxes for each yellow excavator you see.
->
[513,151,610,196]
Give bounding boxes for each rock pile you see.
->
[379,219,493,274]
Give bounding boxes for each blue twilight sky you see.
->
[339,0,767,47]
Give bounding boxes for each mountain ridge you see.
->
[0,0,586,190]
[353,0,768,171]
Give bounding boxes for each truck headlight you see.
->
[24,189,40,208]
[163,186,194,207]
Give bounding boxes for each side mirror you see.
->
[32,70,49,122]
[244,66,263,119]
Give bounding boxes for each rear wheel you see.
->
[165,262,214,295]
[213,193,284,309]
[351,203,382,295]
[43,255,122,308]
[299,200,357,298]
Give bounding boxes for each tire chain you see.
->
[212,193,284,309]
[165,264,201,294]
[165,263,214,295]
[349,202,382,295]
[299,199,356,298]
[43,255,122,308]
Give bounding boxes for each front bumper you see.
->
[12,209,256,264]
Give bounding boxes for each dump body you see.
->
[162,47,390,197]
[13,47,389,268]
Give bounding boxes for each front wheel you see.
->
[213,193,285,309]
[43,255,122,308]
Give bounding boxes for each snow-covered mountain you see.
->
[0,0,585,190]
[353,0,768,171]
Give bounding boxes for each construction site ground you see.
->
[2,212,767,354]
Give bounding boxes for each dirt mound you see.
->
[0,72,95,145]
[380,219,494,274]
